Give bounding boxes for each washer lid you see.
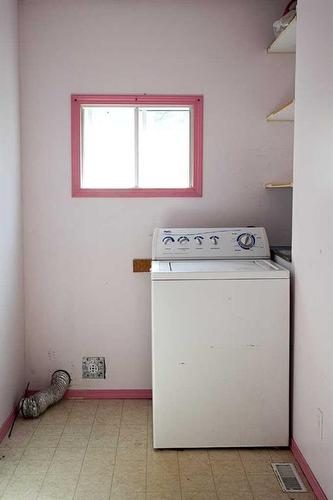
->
[151,259,289,280]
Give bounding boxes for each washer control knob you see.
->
[178,236,190,245]
[162,236,175,245]
[194,235,204,245]
[210,235,220,245]
[237,233,255,250]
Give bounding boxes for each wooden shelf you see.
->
[267,100,294,121]
[267,16,296,53]
[265,182,293,189]
[266,16,295,192]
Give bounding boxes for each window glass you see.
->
[81,106,135,188]
[138,108,190,188]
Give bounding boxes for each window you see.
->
[71,94,203,197]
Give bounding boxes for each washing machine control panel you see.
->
[152,227,270,260]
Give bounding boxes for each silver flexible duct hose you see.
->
[20,370,71,418]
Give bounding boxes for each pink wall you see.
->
[19,0,295,390]
[0,0,25,426]
[292,0,333,497]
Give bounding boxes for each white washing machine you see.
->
[151,227,289,449]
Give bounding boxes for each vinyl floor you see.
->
[0,399,316,499]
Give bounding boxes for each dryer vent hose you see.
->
[20,370,71,419]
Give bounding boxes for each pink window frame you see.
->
[71,94,203,197]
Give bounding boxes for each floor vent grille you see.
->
[271,463,307,493]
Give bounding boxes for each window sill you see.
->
[72,186,202,198]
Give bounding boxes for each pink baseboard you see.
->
[0,409,16,444]
[65,389,152,399]
[27,389,152,400]
[291,438,328,500]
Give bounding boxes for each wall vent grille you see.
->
[82,357,106,379]
[271,463,307,493]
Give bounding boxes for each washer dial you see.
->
[237,233,255,250]
[178,236,190,245]
[162,236,175,245]
[210,235,220,245]
[194,235,204,245]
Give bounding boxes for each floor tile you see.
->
[87,436,117,449]
[80,447,116,474]
[0,473,14,497]
[209,448,241,462]
[95,413,122,425]
[180,462,215,492]
[48,447,85,475]
[58,434,89,449]
[13,419,40,432]
[33,424,65,437]
[116,444,147,462]
[2,473,44,500]
[14,459,50,476]
[38,472,79,499]
[178,449,209,463]
[179,456,211,472]
[147,461,180,491]
[0,447,25,465]
[27,434,61,449]
[122,407,149,415]
[0,462,17,477]
[211,459,246,478]
[147,449,178,463]
[123,400,149,410]
[239,449,271,461]
[121,413,148,424]
[86,441,116,453]
[288,494,316,500]
[22,447,56,461]
[39,409,71,425]
[88,429,119,448]
[121,412,148,423]
[217,490,254,500]
[74,472,112,499]
[0,463,17,482]
[146,492,181,500]
[182,491,218,500]
[112,460,146,491]
[56,400,74,410]
[215,477,254,499]
[117,437,147,451]
[71,401,98,415]
[109,488,145,500]
[240,448,274,473]
[269,449,295,462]
[96,406,123,421]
[91,422,120,435]
[98,399,124,409]
[242,459,274,474]
[66,415,95,426]
[120,419,148,431]
[62,423,92,437]
[247,472,288,499]
[1,432,33,449]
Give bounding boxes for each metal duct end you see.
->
[20,370,71,419]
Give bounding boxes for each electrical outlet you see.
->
[82,357,106,379]
[317,408,324,440]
